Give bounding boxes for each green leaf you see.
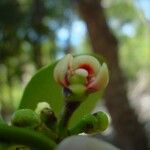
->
[19,63,64,118]
[68,91,103,128]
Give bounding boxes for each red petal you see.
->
[79,64,94,76]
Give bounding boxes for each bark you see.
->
[33,43,43,69]
[75,0,149,149]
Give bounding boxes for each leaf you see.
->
[68,91,103,128]
[19,63,64,118]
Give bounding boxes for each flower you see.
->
[35,102,51,115]
[57,135,119,150]
[54,54,109,94]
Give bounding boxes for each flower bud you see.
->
[35,102,51,115]
[94,111,109,132]
[69,111,109,135]
[54,54,109,96]
[57,135,120,150]
[11,109,41,129]
[35,102,57,128]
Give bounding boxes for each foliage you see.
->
[103,0,150,79]
[19,63,63,118]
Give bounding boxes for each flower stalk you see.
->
[0,124,56,150]
[58,100,81,140]
[69,111,109,135]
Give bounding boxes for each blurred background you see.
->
[0,0,150,149]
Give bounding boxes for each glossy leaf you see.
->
[19,63,63,118]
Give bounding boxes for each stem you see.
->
[38,123,58,141]
[0,124,56,150]
[62,101,80,127]
[58,101,81,140]
[69,114,96,135]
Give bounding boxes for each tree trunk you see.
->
[30,0,45,69]
[32,43,43,69]
[75,0,149,149]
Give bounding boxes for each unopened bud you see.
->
[35,102,51,115]
[94,111,109,132]
[35,102,57,128]
[11,109,41,129]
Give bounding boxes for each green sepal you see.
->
[68,84,86,100]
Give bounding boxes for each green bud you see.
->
[81,114,97,134]
[69,111,109,135]
[84,112,109,133]
[69,114,97,135]
[35,102,57,129]
[94,111,109,132]
[69,74,86,85]
[11,109,41,129]
[68,84,86,97]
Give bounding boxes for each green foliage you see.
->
[19,63,63,118]
[119,27,150,79]
[104,0,150,79]
[105,0,138,23]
